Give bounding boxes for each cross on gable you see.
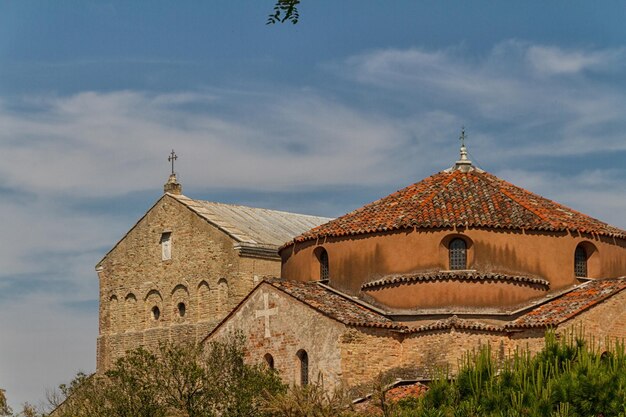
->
[168,149,178,175]
[255,293,278,338]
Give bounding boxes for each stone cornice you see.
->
[361,271,550,291]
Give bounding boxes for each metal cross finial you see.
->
[459,127,467,148]
[168,149,178,175]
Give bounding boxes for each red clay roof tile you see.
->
[507,278,626,328]
[285,169,625,247]
[268,279,408,331]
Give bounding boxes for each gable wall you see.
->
[96,195,281,371]
[208,285,346,389]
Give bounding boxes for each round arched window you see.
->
[151,306,161,320]
[575,245,588,277]
[449,238,467,270]
[319,249,329,281]
[296,349,309,386]
[177,302,186,317]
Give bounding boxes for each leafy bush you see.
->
[52,332,284,417]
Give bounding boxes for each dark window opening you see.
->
[319,249,329,281]
[449,238,467,270]
[264,353,274,369]
[177,302,186,317]
[297,350,309,386]
[151,306,161,320]
[575,245,588,277]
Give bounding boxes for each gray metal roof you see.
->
[172,194,332,249]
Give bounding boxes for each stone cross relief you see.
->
[255,293,278,338]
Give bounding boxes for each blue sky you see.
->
[1,0,625,409]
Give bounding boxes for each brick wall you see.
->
[340,327,546,387]
[208,284,346,390]
[558,288,626,349]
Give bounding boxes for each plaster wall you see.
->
[281,228,626,309]
[364,280,547,310]
[96,195,280,371]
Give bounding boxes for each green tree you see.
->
[267,0,301,24]
[53,333,284,417]
[204,333,285,417]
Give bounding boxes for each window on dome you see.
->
[575,245,588,277]
[449,238,467,270]
[319,249,329,281]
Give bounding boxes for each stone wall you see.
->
[96,195,280,371]
[339,327,546,388]
[207,283,346,389]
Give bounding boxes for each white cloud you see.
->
[526,45,625,75]
[496,168,626,229]
[339,41,626,156]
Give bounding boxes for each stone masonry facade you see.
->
[96,194,279,371]
[207,279,626,391]
[208,284,346,389]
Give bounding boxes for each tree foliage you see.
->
[392,331,626,417]
[267,0,300,24]
[0,390,10,417]
[53,333,284,417]
[264,376,355,416]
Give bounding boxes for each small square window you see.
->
[160,232,172,261]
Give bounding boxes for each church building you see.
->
[95,170,331,371]
[205,141,626,389]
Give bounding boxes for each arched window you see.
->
[177,302,186,317]
[264,353,275,369]
[151,306,161,321]
[319,249,329,281]
[197,281,211,321]
[296,349,309,386]
[449,238,467,270]
[124,293,137,331]
[575,245,588,277]
[217,278,229,315]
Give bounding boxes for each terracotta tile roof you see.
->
[362,271,550,291]
[407,316,505,334]
[285,169,625,247]
[507,278,626,329]
[353,381,428,414]
[268,279,408,331]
